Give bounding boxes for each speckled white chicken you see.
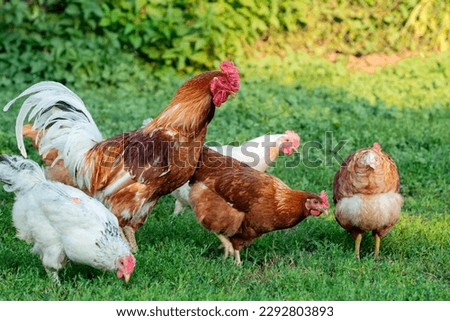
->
[0,155,135,283]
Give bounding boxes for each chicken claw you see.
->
[216,234,242,264]
[46,268,61,285]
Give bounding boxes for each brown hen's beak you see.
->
[229,91,236,98]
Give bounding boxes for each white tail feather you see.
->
[0,155,45,193]
[3,82,102,189]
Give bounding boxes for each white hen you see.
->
[0,155,135,283]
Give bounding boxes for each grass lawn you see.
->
[0,53,448,300]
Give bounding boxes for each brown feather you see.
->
[333,146,401,204]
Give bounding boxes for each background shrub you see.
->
[0,0,448,86]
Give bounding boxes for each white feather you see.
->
[210,134,285,170]
[3,81,103,190]
[98,171,133,198]
[335,192,403,231]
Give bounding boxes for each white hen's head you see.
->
[278,130,300,155]
[116,254,136,283]
[93,220,136,283]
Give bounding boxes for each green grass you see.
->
[0,53,449,301]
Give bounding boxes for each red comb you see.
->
[220,61,237,73]
[210,61,240,107]
[373,142,381,150]
[219,61,240,92]
[320,191,329,208]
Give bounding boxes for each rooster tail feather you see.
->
[3,81,102,184]
[0,155,45,193]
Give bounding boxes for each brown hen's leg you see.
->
[374,234,381,259]
[173,200,184,216]
[355,233,363,260]
[123,226,138,252]
[216,235,242,264]
[216,234,234,259]
[233,250,241,265]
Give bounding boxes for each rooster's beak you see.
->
[229,91,236,98]
[124,273,131,283]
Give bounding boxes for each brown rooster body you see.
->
[189,147,329,263]
[333,142,403,259]
[4,62,240,251]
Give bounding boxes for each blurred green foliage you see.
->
[0,0,449,86]
[286,0,450,55]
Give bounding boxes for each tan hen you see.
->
[333,142,403,259]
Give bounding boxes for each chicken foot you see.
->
[45,268,61,285]
[217,234,234,258]
[216,234,241,265]
[122,226,138,253]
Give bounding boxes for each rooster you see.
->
[189,147,329,264]
[333,142,403,259]
[3,61,240,251]
[0,155,135,283]
[171,130,300,215]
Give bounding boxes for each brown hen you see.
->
[189,147,329,264]
[333,142,403,259]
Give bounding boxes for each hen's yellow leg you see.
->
[355,233,363,260]
[374,234,381,259]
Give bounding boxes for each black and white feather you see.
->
[3,81,102,190]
